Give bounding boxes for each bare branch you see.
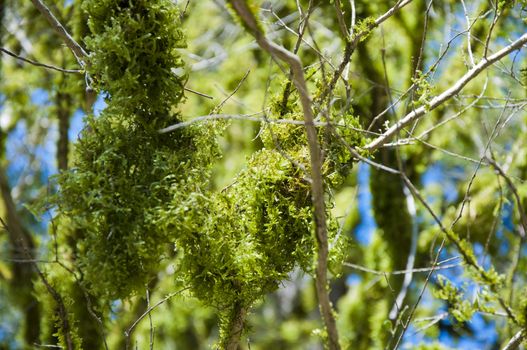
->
[365,32,527,151]
[349,0,356,37]
[30,0,88,63]
[158,112,375,135]
[0,47,82,73]
[184,87,213,99]
[460,0,475,67]
[389,187,418,320]
[344,260,461,276]
[214,69,250,112]
[502,329,527,350]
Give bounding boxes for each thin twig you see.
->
[214,69,250,112]
[333,0,349,37]
[147,289,155,350]
[460,0,475,67]
[0,47,82,73]
[484,6,501,58]
[124,287,190,343]
[184,87,213,99]
[389,187,418,320]
[182,0,191,16]
[158,112,376,135]
[349,0,356,37]
[344,261,461,275]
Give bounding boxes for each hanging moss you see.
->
[58,111,220,297]
[56,0,221,299]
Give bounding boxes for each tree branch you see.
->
[224,302,247,350]
[365,32,527,151]
[502,329,526,350]
[317,0,414,104]
[30,0,88,63]
[227,1,340,348]
[0,47,82,73]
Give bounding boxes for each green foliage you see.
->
[411,70,434,110]
[57,111,220,298]
[54,0,364,345]
[355,17,376,42]
[518,288,527,325]
[7,0,527,348]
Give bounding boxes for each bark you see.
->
[224,302,247,350]
[56,91,71,171]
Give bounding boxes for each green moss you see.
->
[56,0,221,299]
[83,0,187,128]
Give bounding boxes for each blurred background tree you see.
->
[0,0,527,349]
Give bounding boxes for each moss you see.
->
[57,0,221,299]
[83,0,187,128]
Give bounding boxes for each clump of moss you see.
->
[83,0,187,128]
[58,110,220,298]
[159,87,364,343]
[56,0,221,298]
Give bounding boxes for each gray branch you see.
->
[30,0,88,63]
[227,1,340,348]
[365,32,527,151]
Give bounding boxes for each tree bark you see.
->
[224,302,247,350]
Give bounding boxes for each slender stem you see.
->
[0,47,82,73]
